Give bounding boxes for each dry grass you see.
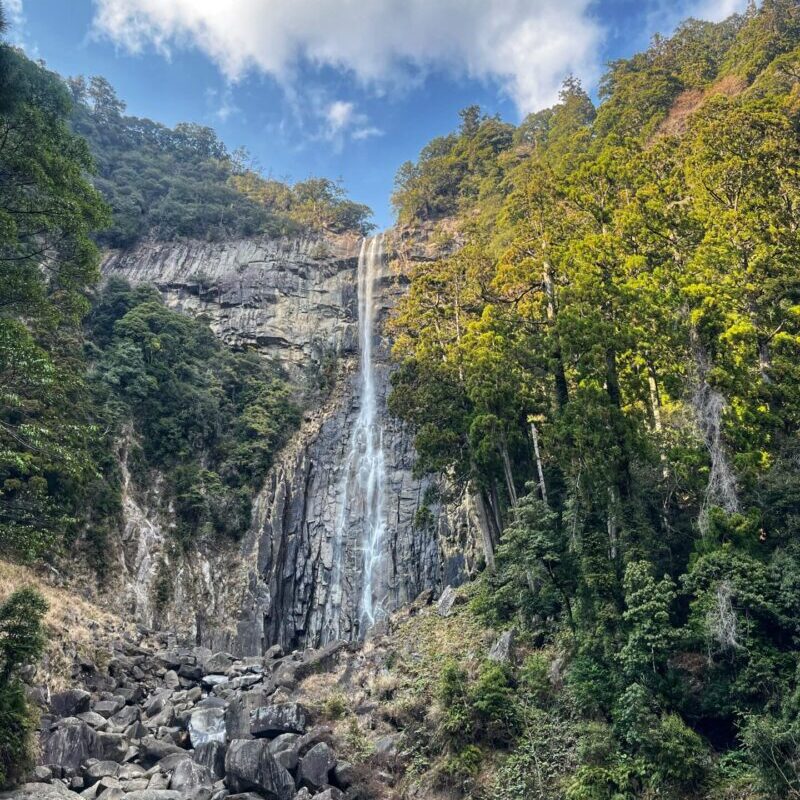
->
[657,74,747,137]
[0,559,133,690]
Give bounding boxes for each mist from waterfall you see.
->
[324,234,388,640]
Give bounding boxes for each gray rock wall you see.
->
[100,231,484,654]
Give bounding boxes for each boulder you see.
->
[77,711,109,730]
[49,689,91,718]
[122,792,183,800]
[295,641,348,681]
[41,719,102,771]
[169,758,214,798]
[96,731,128,762]
[178,663,203,682]
[84,760,120,785]
[163,671,180,690]
[250,703,308,738]
[194,741,226,778]
[488,629,515,663]
[138,736,187,768]
[204,652,236,674]
[410,588,434,613]
[436,585,457,617]
[108,704,140,731]
[314,789,344,800]
[201,674,229,688]
[333,761,355,789]
[297,742,336,791]
[93,775,121,794]
[189,706,227,747]
[0,784,80,799]
[92,697,125,718]
[293,725,334,757]
[225,739,296,799]
[27,765,52,782]
[224,695,251,741]
[375,733,400,758]
[147,702,176,728]
[144,692,171,719]
[118,764,146,780]
[268,733,299,771]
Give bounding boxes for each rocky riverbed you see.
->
[8,634,393,800]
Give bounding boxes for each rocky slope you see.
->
[2,561,511,800]
[98,231,484,654]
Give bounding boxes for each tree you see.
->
[0,588,47,788]
[0,46,109,560]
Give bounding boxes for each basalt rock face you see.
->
[101,233,362,382]
[100,231,484,654]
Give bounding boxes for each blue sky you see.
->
[7,0,748,228]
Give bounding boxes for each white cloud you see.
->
[206,86,240,123]
[91,0,604,114]
[325,100,356,134]
[5,0,23,26]
[4,0,29,47]
[352,126,384,141]
[319,99,382,150]
[646,0,749,38]
[691,0,750,21]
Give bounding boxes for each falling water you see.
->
[324,234,388,639]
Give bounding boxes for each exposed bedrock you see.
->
[100,231,484,654]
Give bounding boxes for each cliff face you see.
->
[100,231,483,654]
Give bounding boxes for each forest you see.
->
[388,1,800,797]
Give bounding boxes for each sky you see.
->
[7,0,749,228]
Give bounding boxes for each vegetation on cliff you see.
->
[390,1,800,796]
[68,75,374,247]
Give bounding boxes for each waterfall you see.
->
[324,234,388,640]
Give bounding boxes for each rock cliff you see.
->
[99,231,483,654]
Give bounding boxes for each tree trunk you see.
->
[544,262,569,410]
[499,436,518,507]
[529,421,548,506]
[473,487,496,570]
[489,481,504,538]
[757,336,773,384]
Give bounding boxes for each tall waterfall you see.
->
[325,234,388,639]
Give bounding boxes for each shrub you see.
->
[437,659,474,746]
[438,744,483,789]
[469,661,520,745]
[322,693,347,720]
[741,713,800,797]
[519,652,553,707]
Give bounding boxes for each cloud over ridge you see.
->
[92,0,604,113]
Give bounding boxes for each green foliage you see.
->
[619,561,677,681]
[68,76,372,247]
[0,44,109,561]
[437,658,519,750]
[740,713,800,796]
[86,278,300,546]
[391,3,800,797]
[518,652,553,707]
[469,661,519,745]
[391,108,515,224]
[439,744,482,788]
[0,588,47,788]
[322,693,348,721]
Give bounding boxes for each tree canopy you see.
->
[391,2,800,796]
